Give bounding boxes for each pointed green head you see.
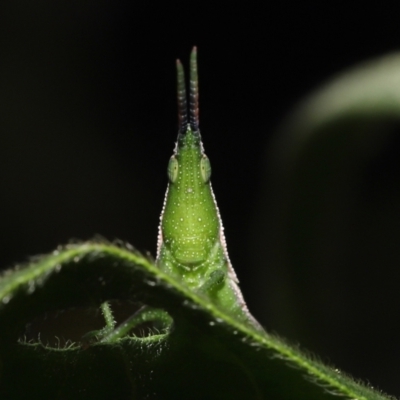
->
[159,48,221,269]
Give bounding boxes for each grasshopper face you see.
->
[161,128,219,268]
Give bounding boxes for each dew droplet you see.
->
[2,295,11,304]
[125,242,134,251]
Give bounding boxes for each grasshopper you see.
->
[157,47,260,329]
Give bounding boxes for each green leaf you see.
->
[0,241,392,399]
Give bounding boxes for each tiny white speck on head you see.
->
[187,188,193,193]
[198,218,202,221]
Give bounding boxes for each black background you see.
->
[1,1,400,397]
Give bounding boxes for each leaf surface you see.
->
[0,242,391,399]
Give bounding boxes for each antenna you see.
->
[189,46,199,132]
[176,59,188,134]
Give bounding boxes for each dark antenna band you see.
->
[176,47,199,134]
[189,47,199,132]
[176,59,188,134]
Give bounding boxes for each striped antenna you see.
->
[176,59,188,134]
[189,46,199,132]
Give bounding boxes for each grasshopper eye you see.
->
[168,156,179,183]
[200,155,211,183]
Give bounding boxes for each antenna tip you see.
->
[192,46,197,53]
[176,59,182,65]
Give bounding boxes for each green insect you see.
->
[84,48,260,344]
[157,47,260,329]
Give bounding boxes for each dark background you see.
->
[1,1,400,397]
